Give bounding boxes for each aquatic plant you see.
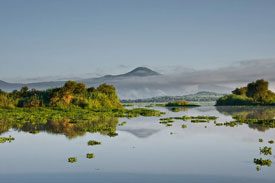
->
[68,157,77,163]
[268,140,274,144]
[259,138,263,143]
[118,121,127,126]
[88,140,101,146]
[86,153,94,159]
[0,136,15,143]
[215,123,223,126]
[224,121,237,127]
[191,119,208,123]
[122,104,134,107]
[182,124,187,128]
[256,166,261,171]
[165,100,199,107]
[253,158,272,166]
[260,146,272,155]
[107,132,118,137]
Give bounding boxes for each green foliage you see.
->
[216,79,275,106]
[118,121,127,126]
[107,131,118,137]
[216,94,254,106]
[86,153,94,159]
[259,138,263,143]
[260,146,272,155]
[182,124,187,128]
[0,136,15,143]
[253,158,272,166]
[68,157,77,163]
[165,100,199,107]
[268,140,274,144]
[88,140,101,146]
[0,81,122,110]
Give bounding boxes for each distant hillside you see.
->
[0,67,232,99]
[120,91,225,103]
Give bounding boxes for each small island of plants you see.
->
[216,79,275,106]
[165,100,199,107]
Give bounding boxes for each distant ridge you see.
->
[103,67,160,78]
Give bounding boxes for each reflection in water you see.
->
[216,106,275,132]
[216,106,275,120]
[0,117,118,139]
[166,107,189,112]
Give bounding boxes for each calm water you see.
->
[1,106,275,183]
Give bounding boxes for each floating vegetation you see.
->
[68,157,77,163]
[107,132,118,137]
[191,119,208,123]
[259,138,263,143]
[260,146,272,155]
[118,121,127,126]
[183,116,218,121]
[204,126,207,128]
[171,107,180,112]
[256,166,261,171]
[88,140,101,146]
[159,117,175,127]
[122,104,134,107]
[253,158,272,166]
[0,136,15,143]
[29,130,39,134]
[268,140,274,144]
[224,121,238,127]
[215,123,223,126]
[86,153,94,159]
[182,124,187,128]
[170,132,173,135]
[234,119,275,128]
[144,104,154,108]
[126,108,163,117]
[165,100,199,107]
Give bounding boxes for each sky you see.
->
[0,0,275,82]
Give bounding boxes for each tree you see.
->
[97,83,116,95]
[232,87,247,95]
[21,86,29,93]
[246,79,269,101]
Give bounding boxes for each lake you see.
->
[1,105,275,183]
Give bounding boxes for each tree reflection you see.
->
[0,116,118,139]
[216,106,275,132]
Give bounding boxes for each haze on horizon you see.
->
[0,0,275,83]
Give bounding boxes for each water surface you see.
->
[1,106,275,183]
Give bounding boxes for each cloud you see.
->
[106,58,275,99]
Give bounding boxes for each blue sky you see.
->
[1,0,275,82]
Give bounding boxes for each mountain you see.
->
[0,67,232,98]
[119,67,160,77]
